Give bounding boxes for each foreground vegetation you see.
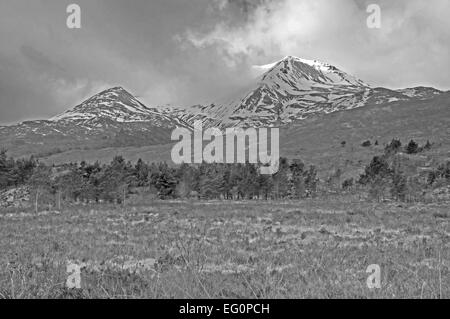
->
[0,137,448,299]
[0,199,448,299]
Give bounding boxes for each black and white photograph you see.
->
[0,0,449,303]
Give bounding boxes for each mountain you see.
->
[50,86,185,127]
[1,55,447,160]
[186,56,445,127]
[0,87,188,157]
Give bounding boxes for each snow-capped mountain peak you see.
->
[195,56,374,127]
[255,56,337,73]
[50,86,156,123]
[259,56,370,88]
[188,56,445,128]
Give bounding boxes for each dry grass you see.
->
[0,199,448,299]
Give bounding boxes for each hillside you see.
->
[281,91,450,177]
[40,92,450,179]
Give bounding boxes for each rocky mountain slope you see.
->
[187,56,445,127]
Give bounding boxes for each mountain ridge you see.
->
[182,56,445,127]
[0,55,448,158]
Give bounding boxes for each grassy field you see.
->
[0,199,448,299]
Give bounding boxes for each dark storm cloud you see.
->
[0,0,449,125]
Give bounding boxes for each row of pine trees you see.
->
[1,138,449,209]
[1,149,321,204]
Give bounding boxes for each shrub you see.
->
[342,178,354,190]
[359,156,391,185]
[385,139,402,155]
[423,140,432,151]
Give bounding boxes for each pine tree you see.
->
[152,163,177,199]
[95,156,134,204]
[199,163,224,199]
[134,158,150,187]
[359,156,391,185]
[290,159,305,198]
[405,140,419,154]
[389,155,407,201]
[12,156,36,186]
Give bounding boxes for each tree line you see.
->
[1,138,449,210]
[26,157,320,203]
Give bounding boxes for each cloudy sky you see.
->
[0,0,449,125]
